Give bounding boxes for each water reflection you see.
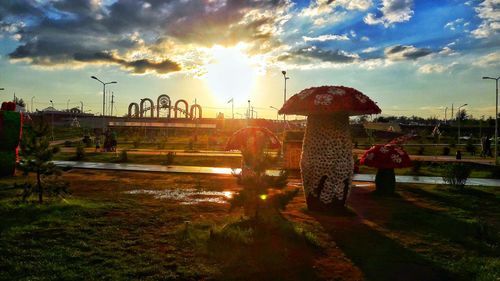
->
[125,188,234,205]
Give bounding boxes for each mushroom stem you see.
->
[375,168,396,195]
[301,114,353,210]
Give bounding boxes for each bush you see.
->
[411,161,422,174]
[442,146,450,156]
[118,150,128,162]
[417,146,425,155]
[465,139,476,155]
[162,151,175,165]
[442,163,472,190]
[63,140,73,147]
[75,143,85,160]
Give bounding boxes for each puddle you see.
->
[125,188,234,205]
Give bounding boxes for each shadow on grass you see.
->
[308,186,467,281]
[208,216,322,281]
[311,209,460,281]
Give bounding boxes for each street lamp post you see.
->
[483,76,500,165]
[31,96,35,112]
[281,71,290,125]
[444,107,448,124]
[91,76,117,131]
[457,103,467,145]
[50,100,54,140]
[270,106,279,121]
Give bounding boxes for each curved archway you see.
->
[157,94,171,118]
[128,103,139,117]
[140,98,155,118]
[190,104,202,119]
[174,99,189,118]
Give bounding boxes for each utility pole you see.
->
[110,92,115,117]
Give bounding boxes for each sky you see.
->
[0,0,499,119]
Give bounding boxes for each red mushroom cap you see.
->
[225,127,281,151]
[360,144,412,169]
[278,86,381,116]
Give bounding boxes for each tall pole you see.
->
[270,106,279,121]
[111,92,113,116]
[281,71,289,127]
[80,101,84,113]
[31,96,35,112]
[91,76,117,132]
[444,107,448,124]
[457,104,467,144]
[483,76,499,165]
[50,100,54,141]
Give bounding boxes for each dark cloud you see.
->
[279,46,357,63]
[1,0,288,74]
[74,52,181,74]
[384,45,432,60]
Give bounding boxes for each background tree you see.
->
[456,109,468,121]
[18,120,61,203]
[14,97,26,108]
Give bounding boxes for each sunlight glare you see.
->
[203,44,259,104]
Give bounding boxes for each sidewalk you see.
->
[54,160,500,187]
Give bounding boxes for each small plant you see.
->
[162,151,175,165]
[17,120,64,203]
[64,140,73,147]
[417,146,425,155]
[465,139,476,155]
[132,136,142,148]
[411,161,422,174]
[75,142,85,160]
[118,150,128,162]
[442,146,450,156]
[442,163,472,190]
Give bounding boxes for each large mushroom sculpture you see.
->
[359,144,412,195]
[279,86,381,211]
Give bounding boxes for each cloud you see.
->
[303,34,350,42]
[300,0,371,26]
[472,52,500,67]
[418,63,455,74]
[278,46,358,64]
[1,0,291,74]
[73,52,181,74]
[471,0,500,38]
[384,45,432,60]
[362,47,378,53]
[444,18,465,31]
[364,0,414,27]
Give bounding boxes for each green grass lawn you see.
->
[0,170,498,280]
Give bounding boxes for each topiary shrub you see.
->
[442,146,450,156]
[411,161,422,175]
[442,163,472,190]
[118,150,128,162]
[75,142,85,161]
[417,146,425,155]
[465,139,476,156]
[162,151,175,165]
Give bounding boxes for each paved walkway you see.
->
[54,160,500,187]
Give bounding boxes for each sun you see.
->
[203,44,259,104]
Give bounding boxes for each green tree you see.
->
[18,120,61,203]
[14,97,26,107]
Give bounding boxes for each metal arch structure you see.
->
[157,94,171,118]
[190,104,202,119]
[140,98,155,118]
[174,99,189,118]
[128,103,139,117]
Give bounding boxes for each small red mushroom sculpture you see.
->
[279,86,381,211]
[360,144,412,195]
[225,127,281,177]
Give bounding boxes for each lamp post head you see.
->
[110,81,117,84]
[281,70,286,76]
[91,76,97,80]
